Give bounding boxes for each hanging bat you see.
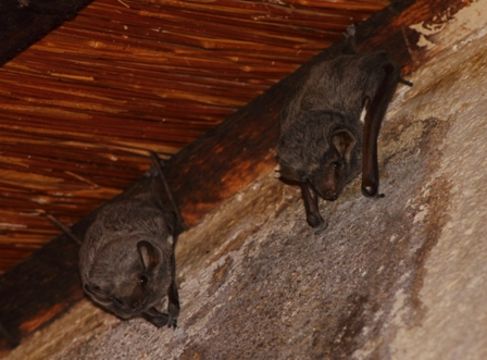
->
[59,153,185,328]
[277,36,410,228]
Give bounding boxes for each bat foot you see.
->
[307,213,327,230]
[145,312,169,328]
[167,314,178,329]
[167,301,179,329]
[145,312,178,329]
[313,220,328,234]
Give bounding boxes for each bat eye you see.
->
[139,274,148,286]
[331,160,342,168]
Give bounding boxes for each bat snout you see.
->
[313,184,339,201]
[322,191,338,201]
[130,299,143,310]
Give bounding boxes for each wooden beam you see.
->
[0,0,94,66]
[0,0,471,351]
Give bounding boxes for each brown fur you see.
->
[79,154,182,328]
[277,45,402,228]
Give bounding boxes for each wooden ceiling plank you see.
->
[284,0,387,11]
[140,0,372,19]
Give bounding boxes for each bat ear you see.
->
[331,128,356,163]
[137,241,160,271]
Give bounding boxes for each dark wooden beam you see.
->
[0,0,94,66]
[0,0,470,352]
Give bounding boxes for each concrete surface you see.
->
[4,1,487,359]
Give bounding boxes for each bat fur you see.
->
[79,153,183,328]
[277,33,409,228]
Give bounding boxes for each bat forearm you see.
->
[362,62,400,197]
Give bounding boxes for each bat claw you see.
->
[399,77,413,87]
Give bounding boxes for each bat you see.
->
[277,33,410,228]
[68,152,184,328]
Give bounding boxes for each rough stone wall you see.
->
[5,2,487,359]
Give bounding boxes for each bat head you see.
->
[278,111,361,206]
[81,237,173,319]
[309,127,358,201]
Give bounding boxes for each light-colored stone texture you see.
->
[5,2,487,359]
